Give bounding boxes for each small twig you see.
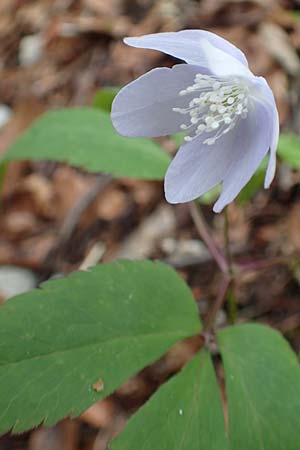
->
[42,174,112,277]
[57,174,112,245]
[237,256,293,272]
[226,283,238,324]
[189,202,228,274]
[205,275,230,331]
[79,242,106,270]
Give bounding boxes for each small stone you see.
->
[0,266,37,301]
[0,105,12,129]
[19,34,44,67]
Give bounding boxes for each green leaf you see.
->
[278,133,300,169]
[92,87,120,113]
[111,350,228,450]
[218,324,300,450]
[0,260,201,434]
[3,108,170,180]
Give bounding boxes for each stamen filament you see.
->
[173,74,249,144]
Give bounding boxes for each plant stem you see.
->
[205,275,230,330]
[224,207,233,274]
[237,256,289,272]
[223,207,237,323]
[190,202,228,274]
[226,283,238,324]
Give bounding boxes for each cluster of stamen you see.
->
[173,74,249,145]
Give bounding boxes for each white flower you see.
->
[111,30,279,212]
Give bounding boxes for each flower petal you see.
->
[111,64,203,137]
[213,100,272,212]
[264,107,279,189]
[199,30,248,66]
[165,97,272,211]
[250,77,279,188]
[125,30,252,78]
[164,134,235,204]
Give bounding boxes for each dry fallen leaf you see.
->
[286,203,300,252]
[259,22,300,76]
[92,378,104,393]
[80,399,116,428]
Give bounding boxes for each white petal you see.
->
[165,97,273,211]
[111,64,202,137]
[264,106,279,189]
[164,134,235,204]
[248,76,279,188]
[125,31,253,78]
[213,100,271,212]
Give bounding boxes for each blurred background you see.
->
[1,0,300,449]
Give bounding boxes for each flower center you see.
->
[173,74,249,145]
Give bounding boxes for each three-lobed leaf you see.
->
[218,324,300,450]
[0,260,201,434]
[3,108,170,180]
[111,350,228,450]
[112,323,300,450]
[1,255,299,449]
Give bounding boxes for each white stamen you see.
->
[197,124,206,132]
[213,81,221,90]
[218,105,227,114]
[173,73,249,145]
[204,138,216,145]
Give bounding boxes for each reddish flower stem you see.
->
[190,202,229,274]
[237,256,291,272]
[204,275,231,331]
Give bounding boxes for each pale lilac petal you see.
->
[124,31,252,78]
[200,30,248,67]
[249,77,279,187]
[165,98,271,209]
[125,30,248,66]
[111,64,202,137]
[111,29,279,213]
[164,133,235,204]
[264,109,279,188]
[252,77,279,188]
[213,100,271,212]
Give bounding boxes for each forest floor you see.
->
[0,1,300,449]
